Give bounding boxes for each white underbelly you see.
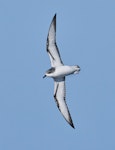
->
[53,66,75,77]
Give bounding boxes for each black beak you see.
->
[43,75,46,78]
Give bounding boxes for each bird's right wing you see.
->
[54,77,74,128]
[46,14,63,67]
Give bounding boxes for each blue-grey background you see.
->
[0,0,115,149]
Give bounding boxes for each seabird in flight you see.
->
[43,14,80,128]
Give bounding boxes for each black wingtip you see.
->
[68,118,75,129]
[53,13,56,21]
[51,13,56,32]
[64,114,75,129]
[70,123,75,129]
[54,13,57,18]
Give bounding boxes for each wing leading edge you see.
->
[54,77,75,128]
[47,14,63,67]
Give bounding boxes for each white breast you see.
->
[52,66,76,78]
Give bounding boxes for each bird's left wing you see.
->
[54,77,74,128]
[46,14,63,67]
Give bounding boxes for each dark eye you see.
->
[47,67,55,74]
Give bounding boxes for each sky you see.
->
[0,0,115,149]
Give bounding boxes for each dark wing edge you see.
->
[54,77,75,128]
[46,14,63,67]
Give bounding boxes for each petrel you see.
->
[43,14,80,128]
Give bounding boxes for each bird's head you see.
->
[43,67,55,78]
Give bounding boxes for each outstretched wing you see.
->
[46,14,63,67]
[54,77,74,128]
